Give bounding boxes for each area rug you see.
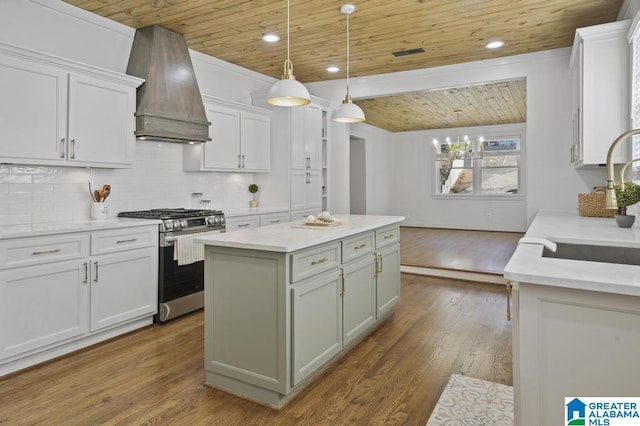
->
[426,374,514,425]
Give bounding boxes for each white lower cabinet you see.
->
[89,247,157,332]
[0,260,89,360]
[0,225,158,376]
[225,215,260,231]
[259,211,290,226]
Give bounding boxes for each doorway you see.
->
[350,136,366,214]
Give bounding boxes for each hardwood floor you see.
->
[0,275,511,425]
[400,227,523,275]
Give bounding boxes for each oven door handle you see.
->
[163,229,223,244]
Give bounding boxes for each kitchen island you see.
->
[195,214,404,408]
[504,210,640,426]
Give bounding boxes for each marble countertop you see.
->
[504,210,640,296]
[195,214,405,252]
[0,218,161,240]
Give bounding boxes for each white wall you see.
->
[0,0,278,230]
[308,49,606,231]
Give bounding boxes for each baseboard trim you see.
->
[401,265,507,284]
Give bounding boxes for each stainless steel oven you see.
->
[118,208,225,323]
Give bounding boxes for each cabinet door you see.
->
[67,74,136,167]
[342,256,377,346]
[259,212,290,226]
[240,111,270,171]
[376,244,400,318]
[292,272,342,386]
[290,170,322,211]
[0,260,88,360]
[0,55,67,163]
[304,104,323,169]
[291,104,322,169]
[89,247,157,332]
[202,103,241,170]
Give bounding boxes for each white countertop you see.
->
[504,210,640,296]
[195,214,405,252]
[0,218,161,240]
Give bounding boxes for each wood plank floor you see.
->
[0,275,512,425]
[400,227,524,275]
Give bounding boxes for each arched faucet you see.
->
[605,129,640,209]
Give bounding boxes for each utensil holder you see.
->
[91,202,109,220]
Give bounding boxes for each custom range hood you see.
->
[126,25,210,143]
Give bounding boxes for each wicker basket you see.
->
[578,188,616,218]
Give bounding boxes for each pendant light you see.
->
[266,0,311,107]
[332,4,365,123]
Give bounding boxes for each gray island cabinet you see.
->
[195,215,404,408]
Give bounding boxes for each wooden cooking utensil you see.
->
[101,185,111,201]
[94,190,102,202]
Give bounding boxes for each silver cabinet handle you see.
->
[238,223,250,227]
[60,138,65,158]
[116,238,138,244]
[83,262,88,284]
[241,154,245,168]
[306,156,310,169]
[237,154,241,168]
[70,139,76,159]
[311,257,328,265]
[306,171,311,184]
[270,220,281,223]
[93,261,99,283]
[32,248,61,255]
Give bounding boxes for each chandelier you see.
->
[433,109,484,162]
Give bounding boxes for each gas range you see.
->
[118,208,225,233]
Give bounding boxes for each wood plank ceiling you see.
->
[63,0,622,132]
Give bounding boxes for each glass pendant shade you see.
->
[266,0,311,107]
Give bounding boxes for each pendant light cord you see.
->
[346,9,350,95]
[287,0,290,62]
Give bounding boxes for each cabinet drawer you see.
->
[376,225,400,249]
[291,243,341,283]
[342,232,375,263]
[0,234,89,270]
[260,212,290,226]
[225,215,260,231]
[91,227,156,255]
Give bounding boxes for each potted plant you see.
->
[248,183,259,208]
[614,181,640,227]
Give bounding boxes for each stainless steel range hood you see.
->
[126,25,210,143]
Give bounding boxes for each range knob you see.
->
[206,216,216,225]
[180,219,188,228]
[172,219,182,230]
[163,220,173,231]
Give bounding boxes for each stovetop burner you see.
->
[118,208,223,220]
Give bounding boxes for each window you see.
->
[435,136,521,196]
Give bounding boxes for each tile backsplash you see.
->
[0,141,257,229]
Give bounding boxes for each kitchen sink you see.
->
[541,242,640,266]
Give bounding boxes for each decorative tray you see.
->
[303,220,342,227]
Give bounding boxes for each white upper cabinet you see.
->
[0,42,142,168]
[291,103,323,170]
[184,96,271,172]
[570,20,631,167]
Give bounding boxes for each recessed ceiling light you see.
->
[262,33,280,43]
[485,40,504,50]
[327,66,340,73]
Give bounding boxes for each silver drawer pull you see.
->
[354,243,367,250]
[384,234,395,239]
[32,248,61,255]
[238,223,251,227]
[116,238,138,244]
[270,220,281,223]
[311,257,329,265]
